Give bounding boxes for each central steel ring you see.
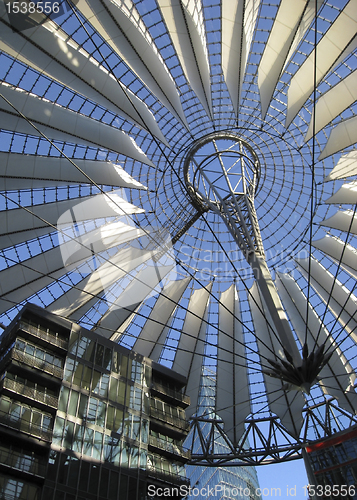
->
[183,132,261,211]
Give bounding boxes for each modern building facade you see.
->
[186,370,262,500]
[0,303,190,500]
[304,426,357,499]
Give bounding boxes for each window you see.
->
[0,477,40,499]
[95,344,104,367]
[53,417,65,446]
[72,362,83,387]
[0,397,53,436]
[58,387,70,413]
[64,357,75,382]
[82,366,92,391]
[68,391,79,417]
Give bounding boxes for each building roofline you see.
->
[2,303,187,386]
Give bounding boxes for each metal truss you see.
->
[187,398,357,467]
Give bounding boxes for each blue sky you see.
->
[257,460,309,499]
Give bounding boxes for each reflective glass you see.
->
[68,390,79,417]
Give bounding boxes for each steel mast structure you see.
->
[1,0,357,465]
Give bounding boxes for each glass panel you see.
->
[147,453,154,471]
[96,400,106,427]
[106,406,115,431]
[82,366,92,391]
[83,428,94,457]
[143,390,150,414]
[123,412,131,438]
[25,344,35,356]
[92,370,102,394]
[52,417,65,446]
[132,416,141,441]
[42,415,52,431]
[95,344,104,367]
[64,357,75,382]
[131,361,142,384]
[68,391,79,417]
[10,401,22,422]
[128,477,137,498]
[113,438,121,466]
[68,456,80,488]
[114,408,123,435]
[144,365,151,388]
[118,381,125,406]
[130,446,138,468]
[100,467,109,498]
[68,331,79,355]
[79,461,90,492]
[76,337,89,358]
[83,341,96,363]
[100,374,110,398]
[121,443,129,467]
[141,419,148,443]
[58,453,70,484]
[45,351,54,364]
[162,457,170,473]
[73,424,84,453]
[132,387,142,411]
[72,362,83,386]
[154,455,161,472]
[138,480,146,500]
[121,355,128,378]
[118,474,128,498]
[112,352,120,374]
[47,452,58,481]
[53,354,63,368]
[89,464,100,494]
[129,386,134,408]
[88,398,98,424]
[109,377,118,402]
[93,431,103,460]
[103,347,112,371]
[15,339,26,351]
[78,394,88,419]
[63,421,75,448]
[109,471,119,500]
[140,450,147,470]
[0,397,11,415]
[21,408,31,432]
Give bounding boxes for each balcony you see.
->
[149,435,191,462]
[1,377,58,409]
[11,348,63,380]
[146,466,190,487]
[18,321,68,351]
[0,446,47,478]
[0,409,52,442]
[150,408,190,434]
[151,381,190,408]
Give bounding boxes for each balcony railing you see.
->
[146,466,189,485]
[18,321,68,350]
[150,408,190,432]
[1,378,58,408]
[0,409,52,442]
[0,447,47,478]
[11,348,63,379]
[151,381,190,406]
[149,435,191,460]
